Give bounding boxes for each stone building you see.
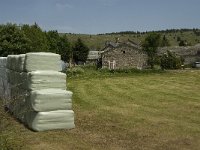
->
[100,42,148,69]
[86,51,101,65]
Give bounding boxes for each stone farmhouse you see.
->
[86,41,200,69]
[100,41,148,70]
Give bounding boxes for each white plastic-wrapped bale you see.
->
[7,54,25,72]
[7,88,27,112]
[26,89,72,112]
[0,68,7,79]
[25,110,75,131]
[6,69,24,87]
[12,98,27,122]
[0,68,6,99]
[22,71,66,90]
[0,57,7,100]
[4,83,11,106]
[0,57,7,68]
[0,80,4,99]
[24,53,62,72]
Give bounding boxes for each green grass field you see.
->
[1,69,200,150]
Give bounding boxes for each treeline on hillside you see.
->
[0,23,89,63]
[99,28,200,35]
[142,33,184,70]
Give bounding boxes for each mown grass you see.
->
[1,69,200,150]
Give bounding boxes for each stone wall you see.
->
[101,45,147,69]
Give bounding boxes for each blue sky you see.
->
[0,0,199,34]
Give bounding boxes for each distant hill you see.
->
[60,29,200,50]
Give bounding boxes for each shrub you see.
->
[160,51,184,69]
[66,67,84,77]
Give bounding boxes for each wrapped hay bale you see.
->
[0,57,7,100]
[26,89,72,112]
[24,52,62,72]
[4,52,75,131]
[7,87,27,113]
[12,98,27,122]
[0,68,7,79]
[25,110,75,131]
[0,81,4,99]
[22,71,66,90]
[6,69,24,87]
[0,57,7,68]
[7,54,25,72]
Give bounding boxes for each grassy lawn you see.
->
[1,70,200,149]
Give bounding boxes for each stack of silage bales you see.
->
[6,54,26,121]
[0,57,8,100]
[6,52,75,131]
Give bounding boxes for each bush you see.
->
[160,51,184,69]
[66,67,84,77]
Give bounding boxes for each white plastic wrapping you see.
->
[0,68,7,79]
[7,87,27,112]
[7,54,25,72]
[2,53,75,131]
[26,89,72,112]
[6,69,24,86]
[24,52,62,72]
[5,69,25,109]
[0,57,7,68]
[22,71,66,90]
[0,57,8,100]
[12,98,26,122]
[25,110,75,131]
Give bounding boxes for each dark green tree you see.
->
[160,35,170,47]
[22,23,49,52]
[0,24,30,56]
[58,35,71,62]
[73,38,89,63]
[177,36,181,42]
[46,30,60,53]
[142,33,161,69]
[179,40,187,46]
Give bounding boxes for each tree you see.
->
[177,36,181,42]
[57,35,71,62]
[0,24,30,56]
[142,33,161,69]
[73,38,89,64]
[46,30,60,53]
[179,40,187,46]
[160,51,184,69]
[21,23,49,52]
[160,35,170,47]
[46,31,72,62]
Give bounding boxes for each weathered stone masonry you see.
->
[101,43,148,69]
